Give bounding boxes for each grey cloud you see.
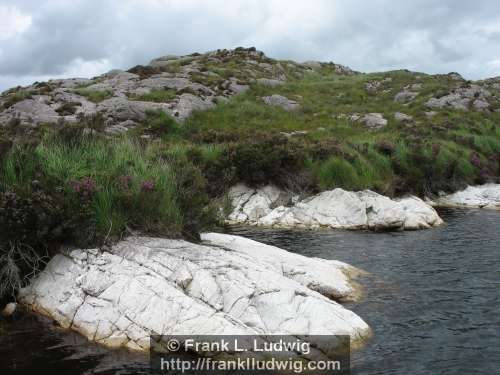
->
[1,0,500,91]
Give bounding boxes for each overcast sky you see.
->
[1,0,500,91]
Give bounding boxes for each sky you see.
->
[1,0,500,91]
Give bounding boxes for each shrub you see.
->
[141,110,181,137]
[55,101,81,115]
[228,135,307,187]
[313,157,360,190]
[0,188,86,300]
[1,134,215,243]
[127,65,160,78]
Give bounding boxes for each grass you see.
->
[74,89,113,103]
[1,134,213,241]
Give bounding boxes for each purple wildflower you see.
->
[141,179,155,192]
[470,153,482,169]
[71,177,97,199]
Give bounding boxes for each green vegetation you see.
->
[2,89,33,109]
[0,129,215,299]
[128,88,177,103]
[180,69,499,196]
[74,88,113,103]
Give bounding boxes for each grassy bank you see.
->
[180,70,499,196]
[0,131,215,299]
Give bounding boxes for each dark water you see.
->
[0,208,499,374]
[229,208,500,375]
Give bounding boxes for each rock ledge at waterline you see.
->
[18,233,370,354]
[435,184,500,210]
[227,184,443,230]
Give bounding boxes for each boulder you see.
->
[436,184,500,209]
[227,184,291,222]
[228,79,249,94]
[0,96,59,125]
[473,99,490,111]
[425,84,491,111]
[1,302,17,317]
[426,93,470,111]
[173,93,215,121]
[394,112,413,122]
[365,81,382,93]
[97,97,168,122]
[394,89,418,103]
[52,89,98,116]
[18,235,370,353]
[361,113,387,130]
[227,185,443,230]
[262,95,300,111]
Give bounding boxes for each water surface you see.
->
[229,208,500,374]
[1,208,499,374]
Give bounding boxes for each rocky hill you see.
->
[1,47,499,195]
[1,47,500,134]
[0,47,353,132]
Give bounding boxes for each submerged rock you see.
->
[436,184,500,209]
[227,184,443,230]
[18,234,370,353]
[1,302,17,317]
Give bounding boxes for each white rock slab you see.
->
[227,185,443,230]
[436,184,500,209]
[18,235,370,353]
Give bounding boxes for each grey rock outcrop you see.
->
[262,95,300,111]
[0,96,59,125]
[426,84,492,111]
[365,80,382,93]
[394,89,418,103]
[394,112,413,122]
[361,113,387,130]
[436,184,500,209]
[0,48,315,129]
[19,234,370,353]
[227,184,443,230]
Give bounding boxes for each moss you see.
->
[128,89,177,103]
[74,89,113,103]
[127,65,160,79]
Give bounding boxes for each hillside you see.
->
[1,47,499,187]
[0,47,499,251]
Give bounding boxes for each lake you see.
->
[1,208,499,374]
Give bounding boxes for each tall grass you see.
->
[1,134,212,241]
